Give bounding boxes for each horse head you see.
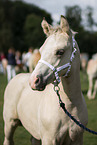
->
[29,15,75,91]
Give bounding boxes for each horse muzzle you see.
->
[29,74,46,91]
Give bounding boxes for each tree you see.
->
[85,6,95,31]
[0,0,13,52]
[0,0,52,53]
[24,14,45,49]
[65,5,82,31]
[64,5,97,56]
[11,1,52,52]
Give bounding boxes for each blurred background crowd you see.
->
[0,47,40,82]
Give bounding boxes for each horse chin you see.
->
[32,85,46,91]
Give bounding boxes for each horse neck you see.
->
[60,44,82,106]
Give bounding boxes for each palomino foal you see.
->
[3,16,88,145]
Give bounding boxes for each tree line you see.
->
[0,0,52,53]
[0,0,97,57]
[65,5,97,57]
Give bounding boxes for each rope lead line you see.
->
[54,87,97,135]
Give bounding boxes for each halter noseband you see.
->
[38,36,77,85]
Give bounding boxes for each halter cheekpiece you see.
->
[39,36,77,85]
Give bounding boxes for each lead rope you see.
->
[54,85,97,135]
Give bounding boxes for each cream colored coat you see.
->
[3,16,88,145]
[87,54,97,99]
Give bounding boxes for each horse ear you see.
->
[41,18,53,36]
[60,15,70,34]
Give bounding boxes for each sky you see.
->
[23,0,97,30]
[23,0,97,23]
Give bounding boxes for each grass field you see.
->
[0,72,97,145]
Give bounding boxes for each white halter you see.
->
[38,36,77,85]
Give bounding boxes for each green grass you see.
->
[0,74,7,145]
[0,72,97,145]
[80,72,97,144]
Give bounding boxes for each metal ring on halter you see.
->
[54,85,60,92]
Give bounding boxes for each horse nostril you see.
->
[35,75,41,86]
[35,77,39,84]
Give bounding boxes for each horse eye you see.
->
[56,49,64,57]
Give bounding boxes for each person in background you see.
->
[7,47,16,83]
[0,51,8,75]
[15,50,22,73]
[0,51,5,73]
[24,47,33,72]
